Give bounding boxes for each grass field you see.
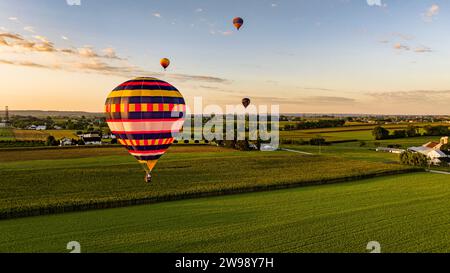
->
[280,123,448,144]
[0,128,15,141]
[0,172,448,253]
[0,145,415,218]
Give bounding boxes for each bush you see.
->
[400,151,428,167]
[310,137,326,146]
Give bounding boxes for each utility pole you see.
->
[5,106,9,122]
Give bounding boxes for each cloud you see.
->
[195,8,203,13]
[393,43,410,51]
[0,32,23,40]
[153,13,162,18]
[61,36,69,41]
[77,46,99,58]
[102,47,121,59]
[0,30,228,83]
[367,90,450,105]
[0,32,57,52]
[8,17,18,21]
[414,46,433,53]
[271,3,278,7]
[423,4,439,22]
[392,32,414,41]
[24,26,35,33]
[366,0,386,7]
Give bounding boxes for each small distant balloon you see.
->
[233,17,244,30]
[160,58,170,70]
[242,98,251,108]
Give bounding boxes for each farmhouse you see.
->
[59,138,73,146]
[375,147,405,154]
[408,137,449,165]
[81,133,102,145]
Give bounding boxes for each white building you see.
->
[80,133,102,145]
[408,137,449,166]
[60,138,73,146]
[376,147,406,154]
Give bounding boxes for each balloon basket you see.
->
[145,172,152,184]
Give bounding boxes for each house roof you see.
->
[423,142,440,149]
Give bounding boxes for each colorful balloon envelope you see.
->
[242,98,251,108]
[105,77,186,183]
[160,58,170,70]
[233,17,244,30]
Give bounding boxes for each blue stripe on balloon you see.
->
[115,132,177,140]
[125,144,171,151]
[113,85,178,91]
[134,155,163,161]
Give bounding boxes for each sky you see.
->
[1,0,450,115]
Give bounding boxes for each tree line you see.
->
[372,125,449,140]
[283,119,346,131]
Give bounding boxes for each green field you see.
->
[0,146,415,218]
[280,123,448,145]
[0,128,15,141]
[0,172,448,253]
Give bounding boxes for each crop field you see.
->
[0,128,15,141]
[12,129,78,141]
[0,145,415,218]
[44,130,79,140]
[0,172,448,253]
[12,129,48,141]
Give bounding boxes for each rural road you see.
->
[280,148,314,155]
[427,170,450,175]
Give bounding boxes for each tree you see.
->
[372,126,390,140]
[392,130,407,139]
[405,125,419,137]
[46,136,58,146]
[310,137,326,146]
[440,144,450,154]
[424,125,450,136]
[400,151,428,167]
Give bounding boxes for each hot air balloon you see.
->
[233,17,244,30]
[242,98,251,108]
[105,77,186,183]
[160,58,170,70]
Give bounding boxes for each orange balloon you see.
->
[233,17,244,30]
[160,58,170,70]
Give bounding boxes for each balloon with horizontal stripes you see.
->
[105,77,186,183]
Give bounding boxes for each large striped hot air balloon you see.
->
[105,77,186,183]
